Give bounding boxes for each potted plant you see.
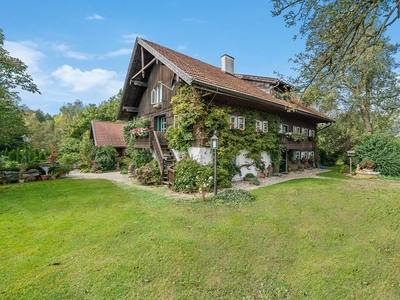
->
[244,173,255,181]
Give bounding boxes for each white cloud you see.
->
[106,48,132,57]
[122,33,144,44]
[177,44,187,51]
[86,14,104,20]
[51,42,93,60]
[4,40,45,73]
[52,65,119,92]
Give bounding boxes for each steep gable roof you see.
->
[90,121,126,148]
[118,38,333,123]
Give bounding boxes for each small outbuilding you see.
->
[90,121,127,157]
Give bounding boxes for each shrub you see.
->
[244,173,255,178]
[136,160,161,185]
[340,165,350,174]
[354,134,400,177]
[130,148,153,169]
[173,157,211,193]
[213,188,255,204]
[93,145,118,172]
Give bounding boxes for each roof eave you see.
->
[138,38,193,84]
[117,39,139,120]
[192,80,333,124]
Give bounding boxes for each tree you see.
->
[300,34,400,136]
[271,0,400,85]
[0,29,40,149]
[0,29,39,99]
[0,98,26,149]
[271,1,400,144]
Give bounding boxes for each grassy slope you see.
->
[1,177,400,299]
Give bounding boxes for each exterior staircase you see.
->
[151,131,177,185]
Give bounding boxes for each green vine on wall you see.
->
[165,84,283,172]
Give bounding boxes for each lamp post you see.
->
[210,130,218,196]
[22,135,29,165]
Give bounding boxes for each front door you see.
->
[155,115,166,132]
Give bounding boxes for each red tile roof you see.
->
[141,39,332,122]
[91,121,126,147]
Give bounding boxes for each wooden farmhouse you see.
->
[117,38,333,182]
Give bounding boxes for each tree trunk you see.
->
[359,104,373,135]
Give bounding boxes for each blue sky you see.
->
[1,0,399,115]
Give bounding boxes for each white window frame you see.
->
[174,115,180,129]
[280,124,289,133]
[309,151,314,159]
[301,152,308,160]
[302,128,309,136]
[160,116,167,132]
[262,121,268,132]
[256,120,262,131]
[237,116,245,130]
[309,129,315,137]
[151,89,156,104]
[151,84,163,104]
[230,115,237,129]
[230,115,245,130]
[256,120,267,132]
[293,126,301,133]
[295,151,301,160]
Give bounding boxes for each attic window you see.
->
[151,84,163,104]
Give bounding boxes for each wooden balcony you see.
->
[280,136,314,150]
[133,136,151,148]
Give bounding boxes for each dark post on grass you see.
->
[347,150,355,175]
[211,130,219,196]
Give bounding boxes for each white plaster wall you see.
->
[232,150,271,181]
[172,147,271,182]
[188,147,213,165]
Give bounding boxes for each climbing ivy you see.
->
[166,84,283,173]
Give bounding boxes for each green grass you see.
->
[1,177,400,299]
[316,165,353,179]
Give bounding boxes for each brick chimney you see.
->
[221,54,234,74]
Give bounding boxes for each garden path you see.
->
[67,168,330,191]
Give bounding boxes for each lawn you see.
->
[1,176,400,299]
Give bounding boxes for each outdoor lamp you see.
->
[211,130,218,195]
[211,130,218,149]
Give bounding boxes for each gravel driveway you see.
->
[67,168,330,191]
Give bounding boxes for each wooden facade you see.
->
[118,38,333,183]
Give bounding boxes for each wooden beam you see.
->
[132,81,148,87]
[130,57,156,83]
[123,106,139,113]
[141,46,145,78]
